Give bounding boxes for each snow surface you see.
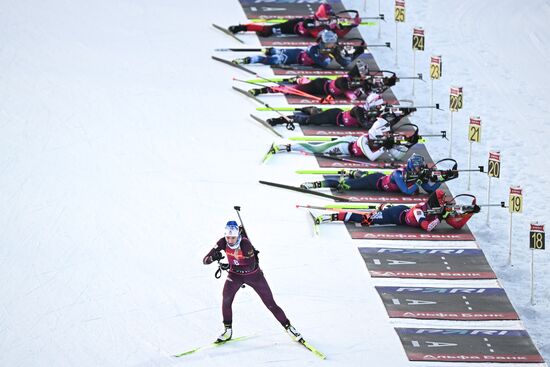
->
[0,0,548,366]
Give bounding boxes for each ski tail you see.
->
[250,114,284,138]
[212,23,244,44]
[259,180,350,202]
[212,56,255,75]
[233,86,256,100]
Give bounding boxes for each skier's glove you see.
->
[408,133,420,145]
[212,251,224,262]
[383,75,398,87]
[417,169,430,182]
[428,174,439,183]
[442,169,458,181]
[352,46,366,59]
[381,138,395,149]
[472,204,481,213]
[303,19,316,29]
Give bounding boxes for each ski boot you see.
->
[232,57,251,65]
[266,116,288,126]
[284,323,303,342]
[346,169,364,179]
[314,213,339,225]
[300,181,323,190]
[272,143,291,153]
[228,24,247,34]
[268,116,297,131]
[248,87,271,96]
[216,323,233,343]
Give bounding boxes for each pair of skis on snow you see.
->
[174,333,326,359]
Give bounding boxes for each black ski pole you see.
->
[215,48,267,52]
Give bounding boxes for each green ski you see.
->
[308,210,320,235]
[324,203,412,210]
[298,338,326,359]
[173,335,253,357]
[256,106,347,112]
[295,168,394,175]
[249,17,376,26]
[261,143,279,164]
[246,75,341,83]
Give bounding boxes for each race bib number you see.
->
[412,208,425,222]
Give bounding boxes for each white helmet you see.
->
[368,118,391,139]
[224,221,240,237]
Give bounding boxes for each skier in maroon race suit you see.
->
[228,3,361,39]
[203,221,302,342]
